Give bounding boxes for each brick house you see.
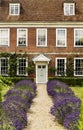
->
[0,0,83,83]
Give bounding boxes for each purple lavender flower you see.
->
[47,80,74,96]
[2,80,37,130]
[48,80,81,129]
[63,110,80,130]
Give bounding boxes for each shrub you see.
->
[47,80,74,97]
[2,80,37,130]
[14,80,37,97]
[48,77,83,86]
[64,110,80,130]
[51,95,81,124]
[47,80,81,130]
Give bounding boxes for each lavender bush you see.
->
[47,80,74,97]
[14,80,37,97]
[47,80,81,130]
[2,80,37,130]
[64,110,80,130]
[51,95,81,124]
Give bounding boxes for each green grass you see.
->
[71,87,83,130]
[0,80,11,101]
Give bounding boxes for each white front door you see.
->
[36,64,47,83]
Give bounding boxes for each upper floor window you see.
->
[74,29,83,47]
[0,29,10,46]
[17,28,28,46]
[36,29,47,47]
[9,3,20,16]
[64,3,75,16]
[56,28,67,47]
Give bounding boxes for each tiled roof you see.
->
[0,0,83,22]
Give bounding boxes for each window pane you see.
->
[10,4,20,15]
[0,59,8,75]
[15,5,19,14]
[37,29,47,46]
[64,3,75,15]
[64,4,69,15]
[57,59,66,76]
[75,59,83,75]
[0,29,9,46]
[57,29,66,46]
[18,29,27,46]
[75,30,83,46]
[18,59,26,75]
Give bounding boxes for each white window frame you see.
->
[0,28,10,47]
[36,28,47,47]
[56,58,66,76]
[0,57,9,76]
[74,29,83,47]
[17,58,28,76]
[9,3,20,16]
[17,28,28,47]
[64,3,75,16]
[74,58,83,76]
[56,28,67,47]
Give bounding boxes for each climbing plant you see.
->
[9,53,18,77]
[0,52,28,77]
[66,56,74,77]
[26,62,35,77]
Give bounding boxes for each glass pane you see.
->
[38,29,46,46]
[75,30,83,46]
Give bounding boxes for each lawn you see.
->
[71,87,83,130]
[0,80,11,101]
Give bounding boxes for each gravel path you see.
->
[24,84,66,130]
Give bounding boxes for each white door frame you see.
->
[32,54,50,83]
[36,62,48,83]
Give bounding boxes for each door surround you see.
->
[32,54,50,83]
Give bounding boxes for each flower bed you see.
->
[47,80,81,130]
[1,80,37,130]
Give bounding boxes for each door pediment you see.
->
[32,54,50,63]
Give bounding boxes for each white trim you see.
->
[74,29,83,47]
[17,28,28,47]
[0,57,9,76]
[1,22,83,28]
[56,28,67,47]
[56,57,66,76]
[36,28,47,47]
[36,63,48,83]
[17,57,28,76]
[0,28,10,47]
[9,3,20,16]
[33,54,50,63]
[74,58,83,76]
[64,3,75,16]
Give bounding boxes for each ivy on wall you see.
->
[66,56,74,77]
[0,53,28,77]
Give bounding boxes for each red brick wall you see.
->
[0,27,83,55]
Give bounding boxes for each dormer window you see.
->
[9,3,20,16]
[64,3,75,16]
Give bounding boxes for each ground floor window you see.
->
[0,58,8,75]
[56,58,66,76]
[17,58,28,76]
[74,58,83,76]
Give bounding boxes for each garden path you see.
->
[24,84,66,130]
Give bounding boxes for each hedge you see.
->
[48,77,83,86]
[0,76,34,85]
